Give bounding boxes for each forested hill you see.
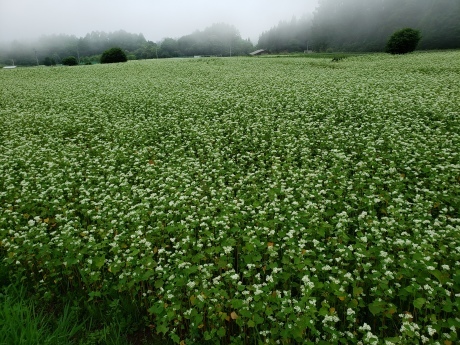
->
[259,0,460,52]
[0,24,254,66]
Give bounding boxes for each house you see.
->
[249,49,268,56]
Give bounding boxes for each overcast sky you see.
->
[0,0,319,44]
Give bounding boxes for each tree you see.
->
[43,57,56,66]
[386,28,421,54]
[258,15,312,53]
[62,56,78,66]
[100,47,128,64]
[159,38,179,58]
[133,41,158,59]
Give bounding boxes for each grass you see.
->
[0,262,172,345]
[1,289,86,345]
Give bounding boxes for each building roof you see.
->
[249,49,266,56]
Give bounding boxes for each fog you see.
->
[310,0,460,51]
[2,0,458,64]
[0,0,319,43]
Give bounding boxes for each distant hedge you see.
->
[100,47,128,64]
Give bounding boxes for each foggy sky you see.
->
[0,0,319,43]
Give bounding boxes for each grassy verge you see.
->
[0,263,171,345]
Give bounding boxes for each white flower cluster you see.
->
[1,51,459,344]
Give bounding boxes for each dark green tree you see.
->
[386,28,421,54]
[100,47,128,63]
[62,56,78,66]
[43,57,56,66]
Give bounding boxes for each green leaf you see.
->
[204,331,212,340]
[384,337,401,344]
[247,320,255,327]
[254,313,264,325]
[353,287,363,296]
[413,298,426,310]
[141,269,154,280]
[94,256,105,269]
[430,270,448,284]
[154,279,164,288]
[217,327,226,337]
[148,302,164,315]
[369,300,386,316]
[442,300,453,312]
[194,313,203,325]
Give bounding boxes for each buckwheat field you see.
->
[1,52,459,344]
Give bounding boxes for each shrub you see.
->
[62,56,78,66]
[386,28,421,54]
[100,47,128,64]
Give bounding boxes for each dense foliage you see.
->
[386,28,422,55]
[257,15,312,53]
[100,47,128,64]
[173,23,254,58]
[258,0,460,52]
[61,56,78,66]
[310,0,460,52]
[1,52,460,344]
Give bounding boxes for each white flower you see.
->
[301,275,310,283]
[347,308,355,316]
[359,323,372,332]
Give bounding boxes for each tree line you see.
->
[1,30,158,66]
[260,0,459,52]
[0,24,254,66]
[1,0,459,66]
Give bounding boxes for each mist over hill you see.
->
[1,0,459,65]
[0,25,253,66]
[258,0,459,53]
[310,0,460,52]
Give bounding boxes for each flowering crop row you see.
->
[1,52,460,344]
